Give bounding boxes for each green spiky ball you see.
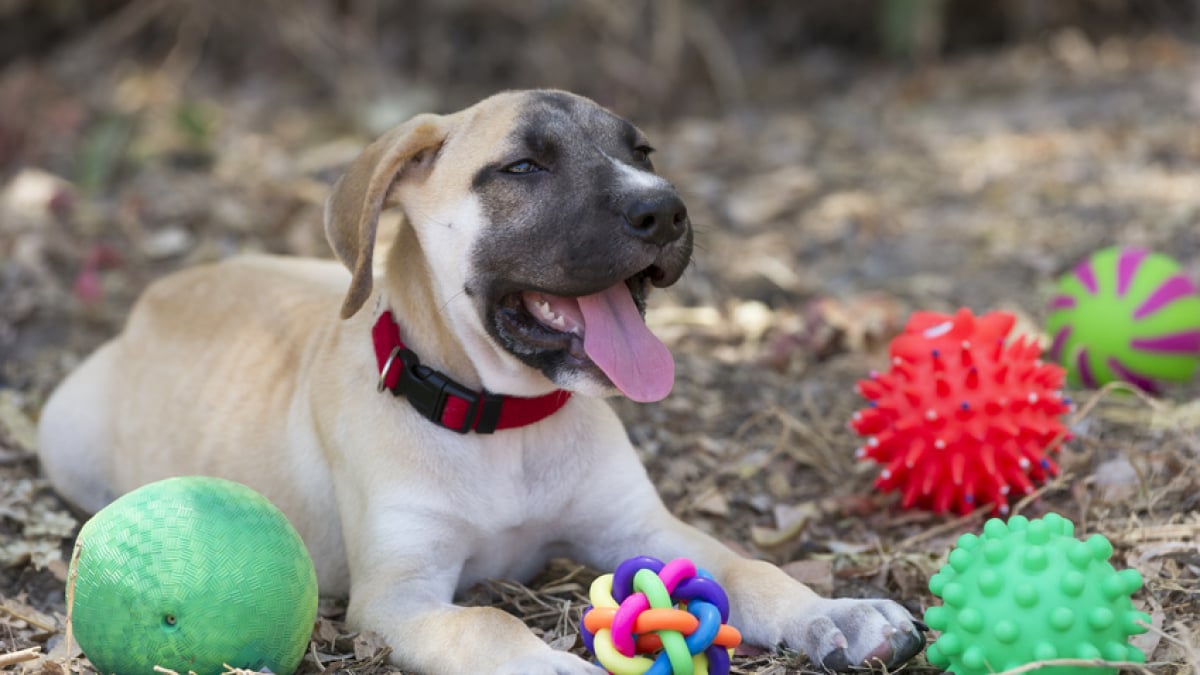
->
[925,513,1149,675]
[68,476,318,675]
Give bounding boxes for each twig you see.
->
[895,505,986,550]
[0,647,42,668]
[1141,619,1200,671]
[0,604,57,633]
[1011,470,1072,516]
[64,538,83,665]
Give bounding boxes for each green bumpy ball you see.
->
[924,513,1150,675]
[68,476,319,675]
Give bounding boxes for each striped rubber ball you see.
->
[1046,246,1200,393]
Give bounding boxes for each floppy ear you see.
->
[324,114,448,319]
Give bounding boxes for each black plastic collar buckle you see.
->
[383,347,503,434]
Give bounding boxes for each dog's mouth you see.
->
[493,268,675,402]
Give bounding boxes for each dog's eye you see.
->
[632,146,654,163]
[502,160,543,174]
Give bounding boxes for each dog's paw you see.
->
[789,597,927,671]
[495,650,605,675]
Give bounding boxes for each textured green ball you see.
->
[68,477,318,675]
[925,513,1150,675]
[1046,246,1200,393]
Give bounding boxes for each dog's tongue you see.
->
[577,284,675,402]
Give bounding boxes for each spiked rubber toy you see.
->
[850,308,1073,514]
[925,513,1149,675]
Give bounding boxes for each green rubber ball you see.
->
[924,513,1150,675]
[68,476,318,675]
[1046,246,1200,393]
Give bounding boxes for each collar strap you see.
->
[371,310,571,434]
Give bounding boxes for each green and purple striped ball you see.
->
[1046,247,1200,393]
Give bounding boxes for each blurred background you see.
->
[2,1,1200,672]
[3,0,1200,383]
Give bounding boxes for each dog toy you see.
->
[581,556,742,675]
[925,513,1150,675]
[851,308,1072,515]
[68,476,318,675]
[1046,246,1200,393]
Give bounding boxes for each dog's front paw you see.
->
[495,650,605,675]
[790,597,927,671]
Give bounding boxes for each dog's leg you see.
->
[350,594,603,675]
[339,509,603,675]
[37,341,120,513]
[571,476,926,671]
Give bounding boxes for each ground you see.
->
[1,23,1199,675]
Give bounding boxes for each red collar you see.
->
[372,310,571,434]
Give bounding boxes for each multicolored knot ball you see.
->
[581,556,742,675]
[1046,246,1200,394]
[925,513,1150,675]
[851,308,1072,515]
[69,476,319,675]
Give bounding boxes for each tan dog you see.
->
[38,90,924,674]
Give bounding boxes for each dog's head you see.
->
[325,90,692,402]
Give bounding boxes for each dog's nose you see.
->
[624,194,688,246]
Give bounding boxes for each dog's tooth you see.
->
[551,315,566,329]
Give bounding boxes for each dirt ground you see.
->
[2,10,1199,675]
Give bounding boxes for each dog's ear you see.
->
[325,114,448,319]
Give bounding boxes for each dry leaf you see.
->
[0,537,64,570]
[39,657,67,675]
[3,595,57,629]
[781,559,834,596]
[352,631,390,660]
[693,490,730,518]
[0,389,38,454]
[1129,607,1165,658]
[24,508,78,538]
[773,499,811,523]
[751,508,810,549]
[312,617,341,645]
[546,632,578,652]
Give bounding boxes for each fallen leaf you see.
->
[24,508,78,538]
[693,490,730,518]
[781,559,834,596]
[0,389,38,454]
[751,505,811,548]
[352,630,390,660]
[0,169,75,233]
[1,595,58,632]
[546,633,577,651]
[140,225,194,260]
[0,537,63,570]
[1129,606,1164,658]
[1092,455,1138,502]
[312,617,340,645]
[773,502,817,534]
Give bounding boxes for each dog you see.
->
[38,90,925,674]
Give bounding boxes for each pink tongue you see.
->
[577,283,675,402]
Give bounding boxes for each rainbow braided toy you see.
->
[581,557,742,675]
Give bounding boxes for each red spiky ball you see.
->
[850,308,1073,515]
